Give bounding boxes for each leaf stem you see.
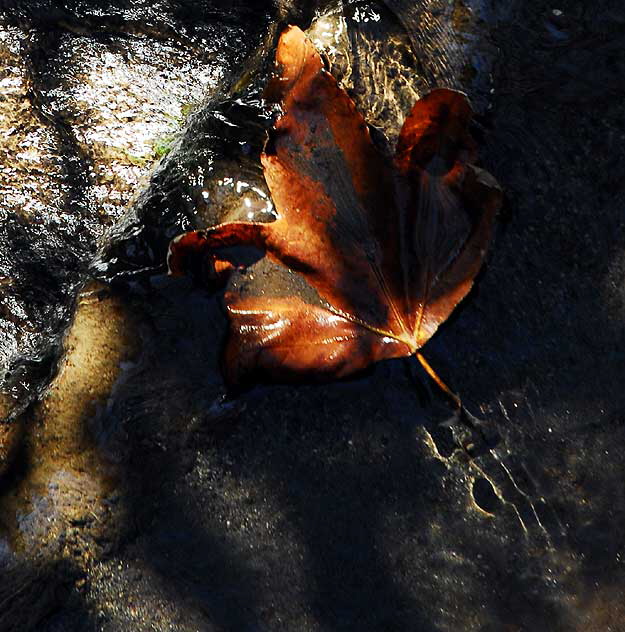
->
[415,352,462,409]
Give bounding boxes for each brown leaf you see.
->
[169,25,502,387]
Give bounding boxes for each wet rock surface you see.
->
[0,0,271,416]
[2,1,625,630]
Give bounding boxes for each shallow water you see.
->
[2,1,625,630]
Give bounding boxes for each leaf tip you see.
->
[167,231,206,277]
[264,24,324,105]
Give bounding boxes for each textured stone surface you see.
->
[0,0,255,417]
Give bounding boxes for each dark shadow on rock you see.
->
[0,555,96,632]
[224,377,441,630]
[89,281,268,629]
[236,377,573,630]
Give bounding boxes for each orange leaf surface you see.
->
[168,25,502,386]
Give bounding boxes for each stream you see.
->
[1,1,625,630]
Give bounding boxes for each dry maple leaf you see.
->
[168,25,502,394]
